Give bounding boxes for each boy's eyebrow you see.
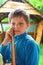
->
[11,22,24,24]
[19,22,24,24]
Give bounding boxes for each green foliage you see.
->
[1,18,8,23]
[27,0,43,14]
[40,43,43,65]
[0,0,7,7]
[30,18,37,23]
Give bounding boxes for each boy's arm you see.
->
[25,40,40,65]
[2,27,14,46]
[0,41,11,63]
[0,27,14,62]
[0,44,7,62]
[2,36,11,46]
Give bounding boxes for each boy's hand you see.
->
[2,27,15,46]
[5,27,14,39]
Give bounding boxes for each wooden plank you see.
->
[36,20,43,45]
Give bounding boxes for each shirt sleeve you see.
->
[0,44,7,53]
[25,40,40,65]
[0,41,11,63]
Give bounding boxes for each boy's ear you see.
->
[27,22,30,27]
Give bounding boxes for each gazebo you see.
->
[0,1,43,65]
[0,1,43,44]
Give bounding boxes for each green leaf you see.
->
[1,18,8,23]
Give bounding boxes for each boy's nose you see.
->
[11,25,18,30]
[14,25,19,30]
[14,24,19,28]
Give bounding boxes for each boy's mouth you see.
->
[15,30,20,32]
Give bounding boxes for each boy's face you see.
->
[10,16,29,35]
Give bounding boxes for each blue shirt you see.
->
[0,32,39,65]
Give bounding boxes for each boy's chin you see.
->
[15,33,22,35]
[15,32,25,35]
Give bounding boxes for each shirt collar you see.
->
[14,32,26,40]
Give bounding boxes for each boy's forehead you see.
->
[11,16,26,22]
[13,16,24,19]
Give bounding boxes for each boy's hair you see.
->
[8,8,30,23]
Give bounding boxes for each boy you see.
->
[0,9,39,65]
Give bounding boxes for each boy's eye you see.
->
[11,22,24,26]
[19,23,24,26]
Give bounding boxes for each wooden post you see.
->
[12,36,16,65]
[34,23,37,40]
[36,20,43,45]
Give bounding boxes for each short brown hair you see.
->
[8,8,30,23]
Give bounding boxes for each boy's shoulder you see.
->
[25,34,39,48]
[25,34,34,41]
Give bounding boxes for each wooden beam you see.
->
[36,20,43,45]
